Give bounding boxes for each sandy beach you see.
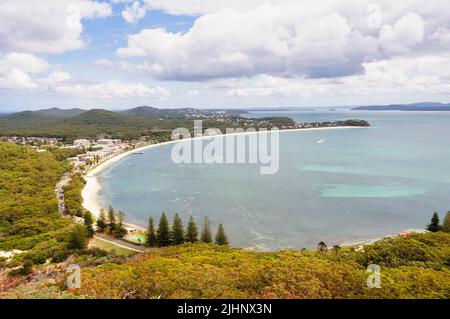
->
[81,126,364,227]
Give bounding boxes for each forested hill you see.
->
[0,143,73,258]
[35,107,86,118]
[0,107,296,142]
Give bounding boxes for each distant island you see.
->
[352,102,450,111]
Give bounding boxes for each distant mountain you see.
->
[36,107,86,118]
[352,102,450,111]
[4,111,58,122]
[121,106,161,118]
[66,109,138,126]
[122,106,230,119]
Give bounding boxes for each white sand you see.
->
[81,126,364,225]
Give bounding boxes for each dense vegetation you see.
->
[75,232,450,299]
[96,207,128,239]
[63,174,86,217]
[0,109,192,142]
[0,108,247,142]
[0,143,75,263]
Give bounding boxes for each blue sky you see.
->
[1,0,450,111]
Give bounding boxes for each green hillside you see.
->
[121,106,161,118]
[66,109,140,126]
[4,111,58,122]
[75,232,450,299]
[36,108,87,118]
[0,143,73,258]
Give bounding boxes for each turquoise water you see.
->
[97,111,450,250]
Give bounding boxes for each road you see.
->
[55,172,148,253]
[55,173,71,215]
[94,233,147,252]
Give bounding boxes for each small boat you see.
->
[317,139,326,144]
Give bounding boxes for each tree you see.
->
[114,211,128,239]
[171,213,185,245]
[427,212,442,232]
[214,224,229,246]
[107,206,116,235]
[318,241,328,252]
[200,217,213,243]
[96,209,107,233]
[68,224,88,249]
[332,245,341,253]
[83,210,94,237]
[157,212,171,246]
[185,216,199,243]
[443,211,450,233]
[145,217,157,246]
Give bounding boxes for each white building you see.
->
[96,139,121,147]
[74,139,91,149]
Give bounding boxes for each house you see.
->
[398,232,411,237]
[97,139,121,147]
[74,139,91,149]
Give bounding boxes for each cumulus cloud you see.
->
[218,55,450,99]
[94,59,115,67]
[0,53,48,89]
[379,13,425,54]
[116,1,448,81]
[39,72,171,99]
[0,0,112,55]
[122,1,148,24]
[116,4,375,80]
[431,27,450,46]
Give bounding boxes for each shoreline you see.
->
[81,126,365,232]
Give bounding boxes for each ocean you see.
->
[97,110,450,250]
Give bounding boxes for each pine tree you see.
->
[427,212,442,232]
[200,217,213,243]
[146,217,157,246]
[96,209,107,233]
[214,224,229,246]
[157,212,171,246]
[83,210,94,237]
[107,206,116,235]
[68,224,88,250]
[443,211,450,233]
[185,215,199,243]
[114,211,128,239]
[171,213,185,245]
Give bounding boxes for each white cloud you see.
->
[379,13,425,54]
[94,59,115,67]
[431,27,450,46]
[40,72,171,99]
[188,89,200,97]
[0,53,48,89]
[116,2,448,81]
[117,4,377,80]
[122,1,148,24]
[218,55,450,99]
[0,0,112,55]
[136,0,450,24]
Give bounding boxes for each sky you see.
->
[1,0,450,111]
